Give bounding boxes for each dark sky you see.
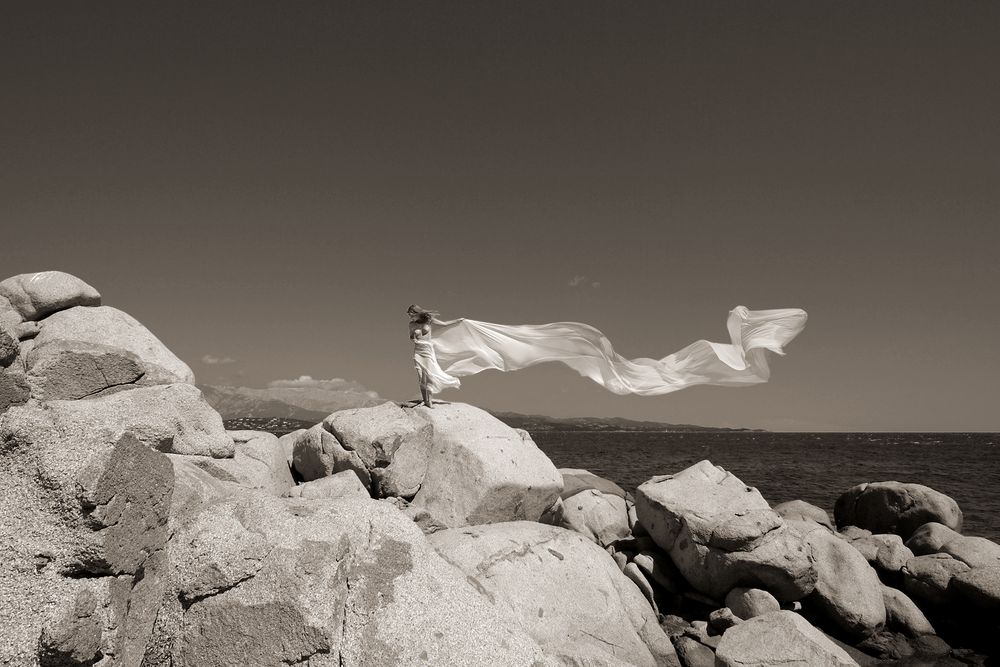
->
[4,2,999,431]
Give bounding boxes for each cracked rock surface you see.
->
[429,521,680,667]
[635,460,817,601]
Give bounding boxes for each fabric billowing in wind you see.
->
[428,306,807,396]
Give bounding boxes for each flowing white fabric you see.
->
[426,306,806,396]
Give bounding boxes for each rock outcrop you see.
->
[410,403,563,528]
[323,401,433,497]
[715,611,860,666]
[725,587,781,620]
[558,468,631,547]
[149,494,546,667]
[834,482,963,540]
[31,306,195,385]
[790,519,886,639]
[0,271,101,321]
[635,460,817,601]
[291,423,371,486]
[430,521,679,666]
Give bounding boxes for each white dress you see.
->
[413,335,462,394]
[423,306,807,396]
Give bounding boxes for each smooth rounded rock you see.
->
[715,611,859,666]
[725,587,781,620]
[3,383,234,458]
[774,499,835,531]
[158,495,546,666]
[429,521,679,667]
[905,522,962,556]
[636,460,817,601]
[949,566,1000,610]
[559,468,627,499]
[902,553,970,605]
[559,486,631,547]
[940,535,1000,568]
[673,636,715,667]
[323,402,433,497]
[32,306,194,384]
[0,271,101,321]
[834,482,962,540]
[792,520,886,639]
[411,403,563,528]
[881,585,935,637]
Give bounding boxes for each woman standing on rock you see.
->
[407,304,459,408]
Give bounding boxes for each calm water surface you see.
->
[531,432,1000,542]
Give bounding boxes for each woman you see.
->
[407,304,460,407]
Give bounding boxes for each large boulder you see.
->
[291,423,371,487]
[0,407,174,665]
[148,493,546,667]
[725,587,781,620]
[834,482,962,540]
[410,403,563,528]
[558,469,631,547]
[25,342,146,401]
[323,402,433,497]
[429,521,680,667]
[1,384,234,459]
[196,431,295,496]
[791,520,886,639]
[949,566,1000,610]
[714,611,859,667]
[560,468,627,499]
[32,306,195,384]
[0,271,101,321]
[881,585,935,636]
[905,522,962,555]
[774,499,835,532]
[285,469,370,499]
[635,460,817,601]
[940,535,1000,568]
[843,532,914,581]
[902,553,971,605]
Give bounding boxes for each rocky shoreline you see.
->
[1,271,997,666]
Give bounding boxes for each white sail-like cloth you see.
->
[428,306,806,396]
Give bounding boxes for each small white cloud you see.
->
[267,376,367,391]
[569,275,599,289]
[202,354,236,365]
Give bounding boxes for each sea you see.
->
[530,431,1000,543]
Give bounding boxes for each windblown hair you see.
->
[407,304,438,324]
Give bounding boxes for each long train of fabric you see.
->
[429,306,806,396]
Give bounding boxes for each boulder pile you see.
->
[0,270,995,666]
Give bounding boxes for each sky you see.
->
[3,2,999,431]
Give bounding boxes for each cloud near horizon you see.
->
[568,275,599,288]
[202,354,236,365]
[267,375,380,397]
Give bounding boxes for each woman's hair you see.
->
[407,304,438,323]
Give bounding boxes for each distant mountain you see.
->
[200,378,748,433]
[200,376,385,421]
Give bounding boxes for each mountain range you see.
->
[201,380,749,432]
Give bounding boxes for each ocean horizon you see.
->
[531,430,1000,543]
